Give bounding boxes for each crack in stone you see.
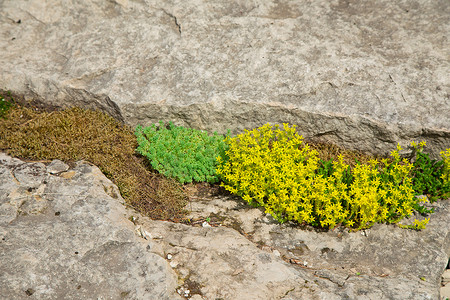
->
[282,286,296,297]
[388,73,407,102]
[9,168,21,185]
[21,9,46,25]
[161,9,181,35]
[168,242,198,251]
[313,271,347,287]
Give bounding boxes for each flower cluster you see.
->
[217,123,426,230]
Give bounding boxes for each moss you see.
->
[307,139,382,167]
[0,95,186,220]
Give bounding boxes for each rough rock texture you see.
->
[0,153,181,300]
[173,185,450,299]
[2,154,448,299]
[442,269,450,299]
[0,0,449,157]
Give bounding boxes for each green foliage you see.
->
[136,121,228,184]
[398,218,429,230]
[217,123,430,230]
[0,94,13,118]
[410,141,450,201]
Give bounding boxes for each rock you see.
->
[1,152,450,299]
[443,269,450,299]
[0,0,449,157]
[0,153,181,300]
[46,159,69,174]
[183,188,450,299]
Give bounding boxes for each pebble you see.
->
[202,222,211,228]
[170,261,178,268]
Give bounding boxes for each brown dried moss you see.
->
[306,139,382,167]
[0,94,186,220]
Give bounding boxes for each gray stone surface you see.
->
[1,153,449,299]
[181,188,450,299]
[46,159,69,174]
[443,269,450,299]
[0,153,181,300]
[0,0,449,157]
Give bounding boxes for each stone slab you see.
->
[182,186,450,299]
[0,153,181,300]
[0,0,449,157]
[1,153,449,299]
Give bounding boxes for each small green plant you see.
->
[398,218,429,230]
[0,94,13,118]
[410,141,450,201]
[439,148,450,192]
[217,123,431,230]
[136,121,229,184]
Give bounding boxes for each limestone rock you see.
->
[183,189,450,299]
[0,153,181,300]
[47,159,69,174]
[1,153,449,299]
[0,0,449,157]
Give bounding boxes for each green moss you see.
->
[0,93,14,118]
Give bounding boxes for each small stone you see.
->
[442,270,450,283]
[167,254,172,260]
[47,160,69,174]
[25,288,34,296]
[273,250,281,257]
[202,222,211,228]
[135,226,151,240]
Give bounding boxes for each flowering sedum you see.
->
[217,123,426,230]
[410,141,450,200]
[441,148,450,187]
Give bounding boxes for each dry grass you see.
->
[0,92,187,220]
[307,139,382,167]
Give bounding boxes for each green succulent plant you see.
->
[135,121,229,184]
[410,141,450,202]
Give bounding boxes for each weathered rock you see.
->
[0,0,449,157]
[1,153,450,299]
[442,269,450,299]
[0,153,181,300]
[181,184,450,299]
